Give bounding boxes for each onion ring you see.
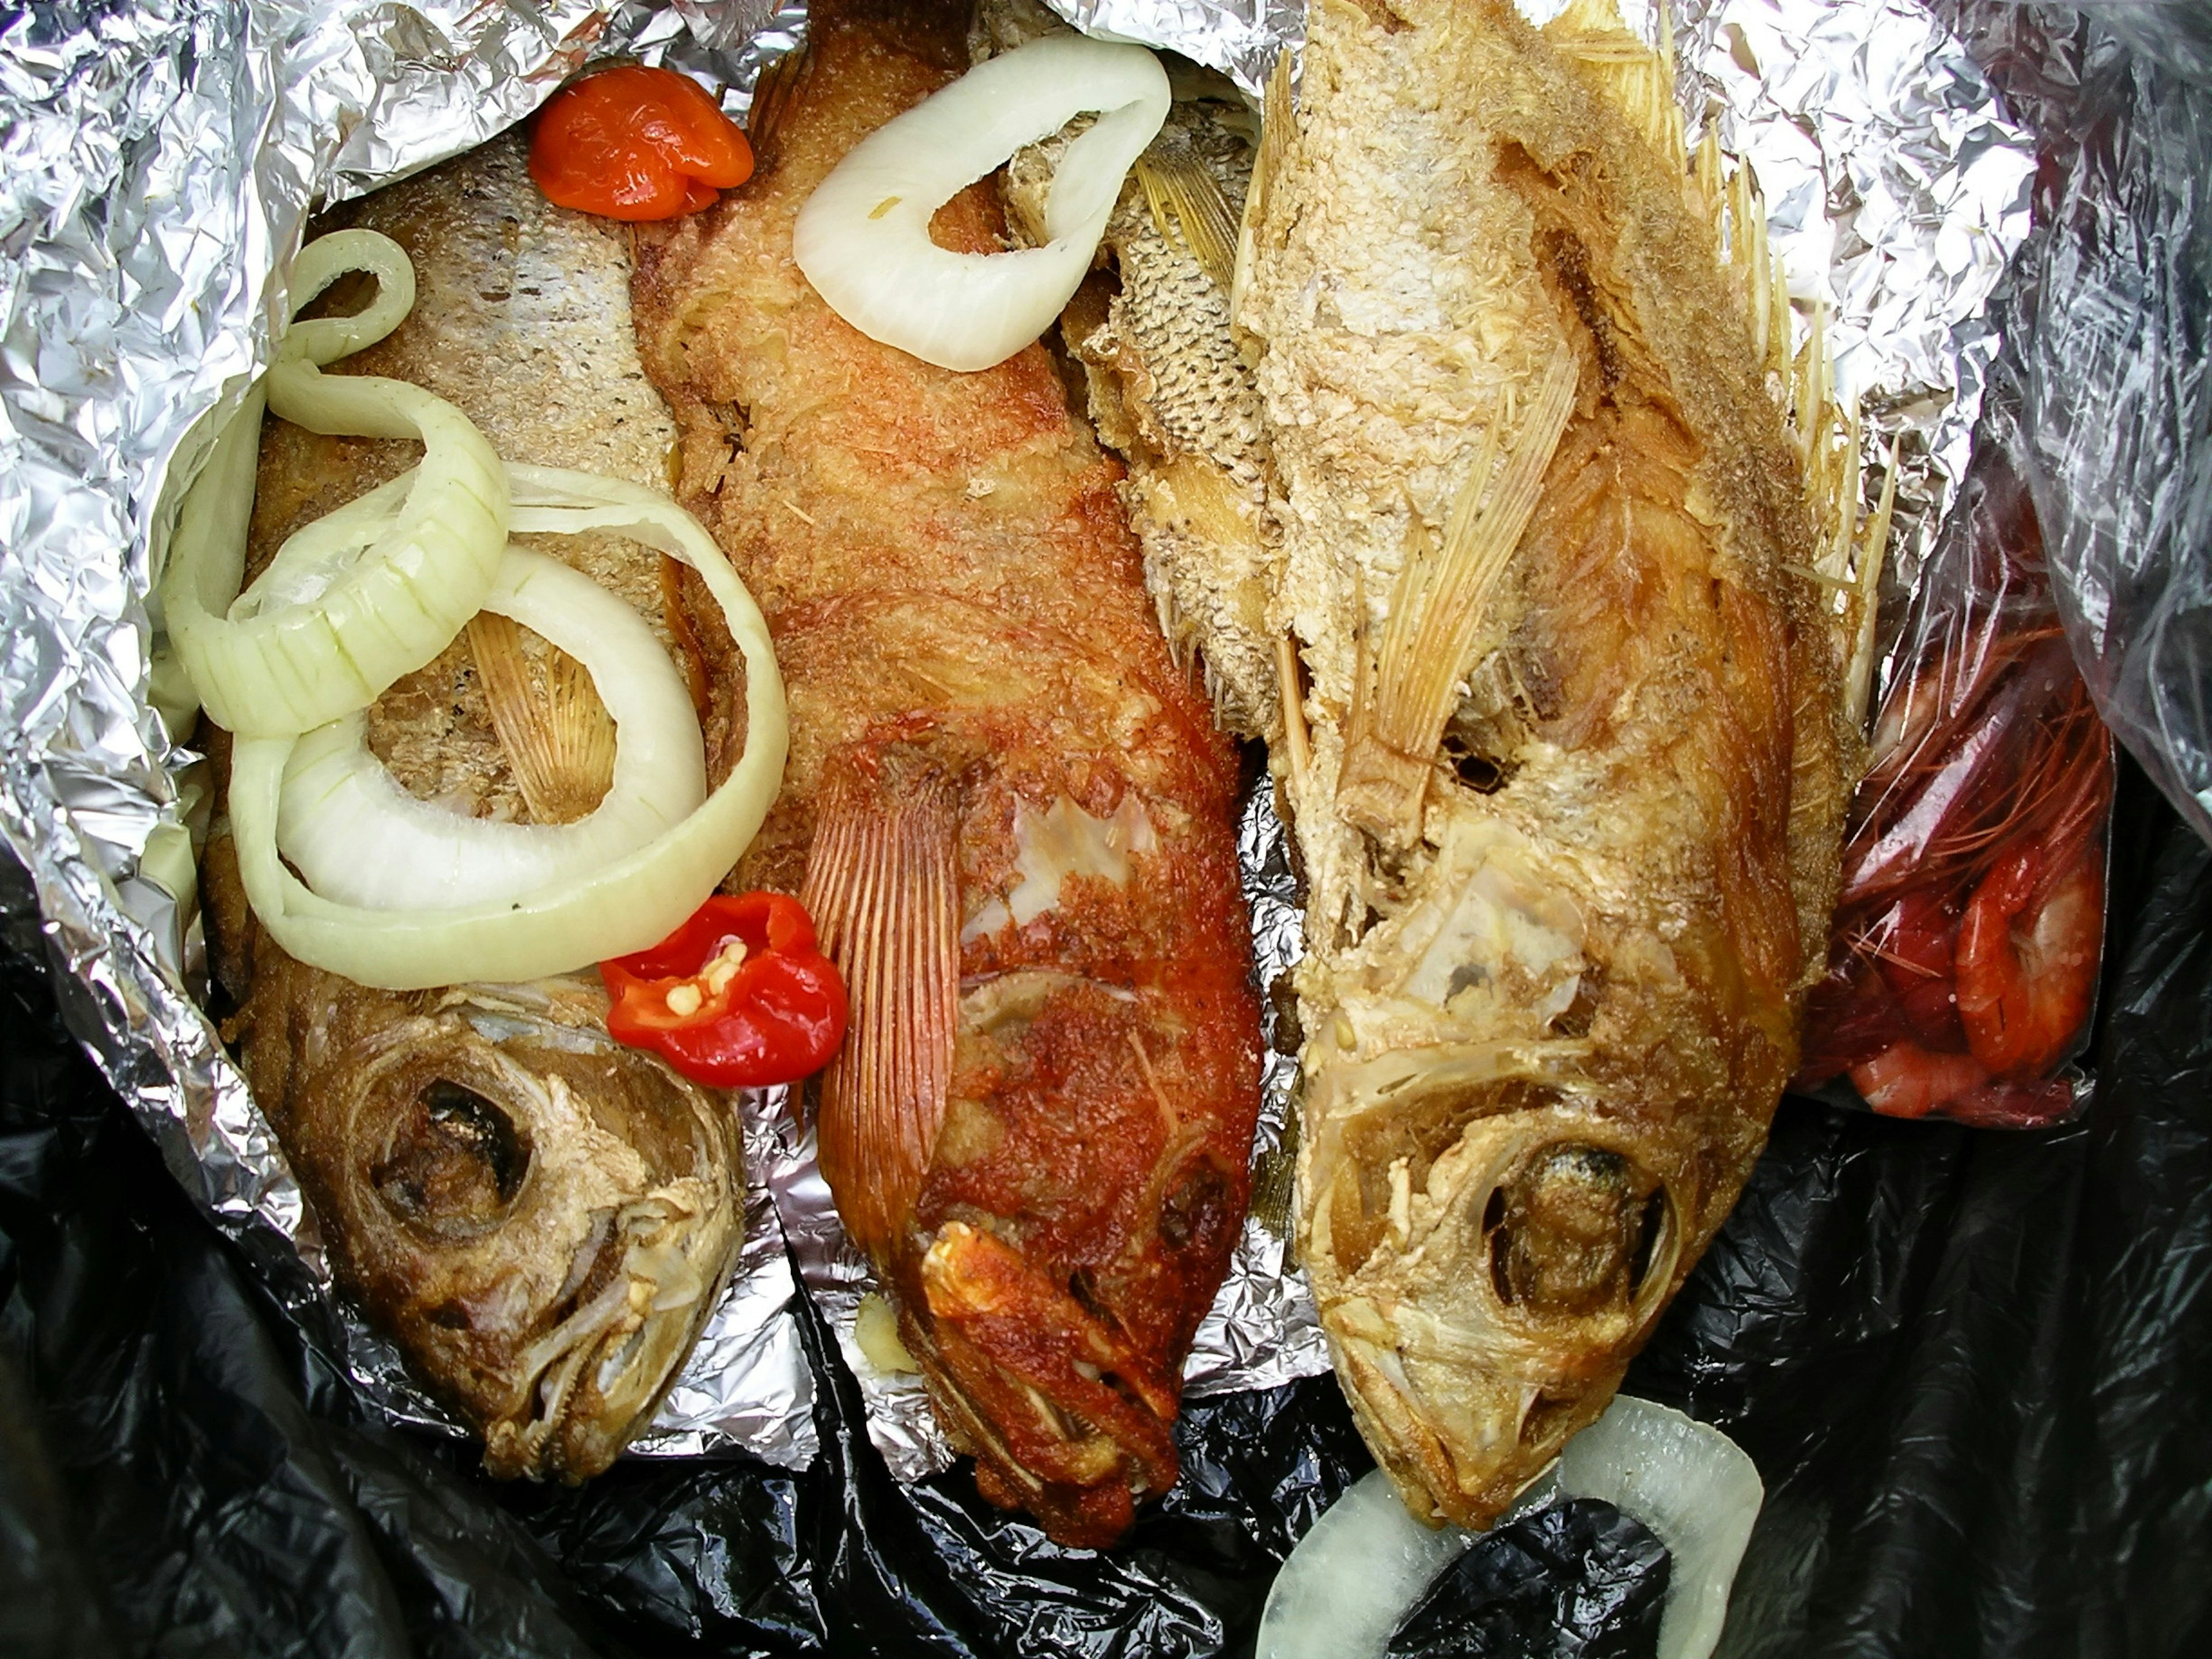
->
[793,33,1169,372]
[229,469,787,990]
[163,229,510,737]
[277,546,707,911]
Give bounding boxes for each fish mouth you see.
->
[483,1179,732,1482]
[1301,1051,1685,1527]
[900,1219,1183,1549]
[331,1001,741,1483]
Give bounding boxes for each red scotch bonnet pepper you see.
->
[528,65,753,222]
[601,893,848,1088]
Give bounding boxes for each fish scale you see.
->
[986,0,1285,743]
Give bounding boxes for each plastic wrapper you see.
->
[1796,381,2116,1128]
[1950,2,2212,855]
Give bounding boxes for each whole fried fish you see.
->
[1255,0,1874,1529]
[202,135,746,1480]
[1009,0,1876,1528]
[629,0,1263,1547]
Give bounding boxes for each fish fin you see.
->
[465,610,617,826]
[1134,150,1238,292]
[1544,0,1684,165]
[799,756,961,1263]
[1839,431,1897,739]
[1232,47,1296,324]
[747,40,816,169]
[1340,349,1580,844]
[1700,142,1893,741]
[1783,301,1893,743]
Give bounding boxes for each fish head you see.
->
[1300,1050,1688,1528]
[889,969,1248,1551]
[263,972,743,1482]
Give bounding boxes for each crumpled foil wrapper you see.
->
[0,0,2032,1480]
[1043,0,1296,93]
[1672,0,2036,608]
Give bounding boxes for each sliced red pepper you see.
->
[601,892,847,1088]
[528,65,753,223]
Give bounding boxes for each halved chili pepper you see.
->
[601,892,847,1088]
[528,65,753,223]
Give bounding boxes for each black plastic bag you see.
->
[4,741,2209,1657]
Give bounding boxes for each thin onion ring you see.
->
[1255,1397,1763,1659]
[229,468,787,990]
[793,33,1169,372]
[163,229,510,737]
[277,545,707,911]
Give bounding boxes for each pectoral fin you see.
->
[799,755,961,1263]
[467,611,617,825]
[1135,150,1237,292]
[1341,349,1580,844]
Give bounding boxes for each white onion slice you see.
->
[229,467,787,991]
[793,33,1170,372]
[1256,1397,1764,1659]
[163,229,510,738]
[276,546,707,910]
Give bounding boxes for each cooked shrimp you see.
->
[1955,839,2104,1077]
[1849,1041,1991,1119]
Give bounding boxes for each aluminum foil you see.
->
[1043,0,1296,93]
[1675,0,2036,603]
[0,0,2033,1486]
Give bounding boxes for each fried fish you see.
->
[628,0,1264,1547]
[1005,0,1877,1528]
[1255,0,1877,1529]
[980,0,1282,741]
[201,135,747,1480]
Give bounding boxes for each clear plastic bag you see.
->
[1796,391,2115,1127]
[1967,1,2212,855]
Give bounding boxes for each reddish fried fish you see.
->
[630,0,1263,1547]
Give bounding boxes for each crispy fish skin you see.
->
[630,0,1263,1547]
[982,0,1282,740]
[1235,0,1850,1527]
[203,136,745,1480]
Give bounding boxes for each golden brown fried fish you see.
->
[202,135,746,1481]
[628,0,1264,1547]
[1244,0,1874,1528]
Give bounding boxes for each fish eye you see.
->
[370,1077,533,1236]
[1481,1143,1673,1320]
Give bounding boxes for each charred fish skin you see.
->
[981,0,1283,741]
[631,0,1263,1548]
[1243,0,1851,1527]
[204,136,747,1480]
